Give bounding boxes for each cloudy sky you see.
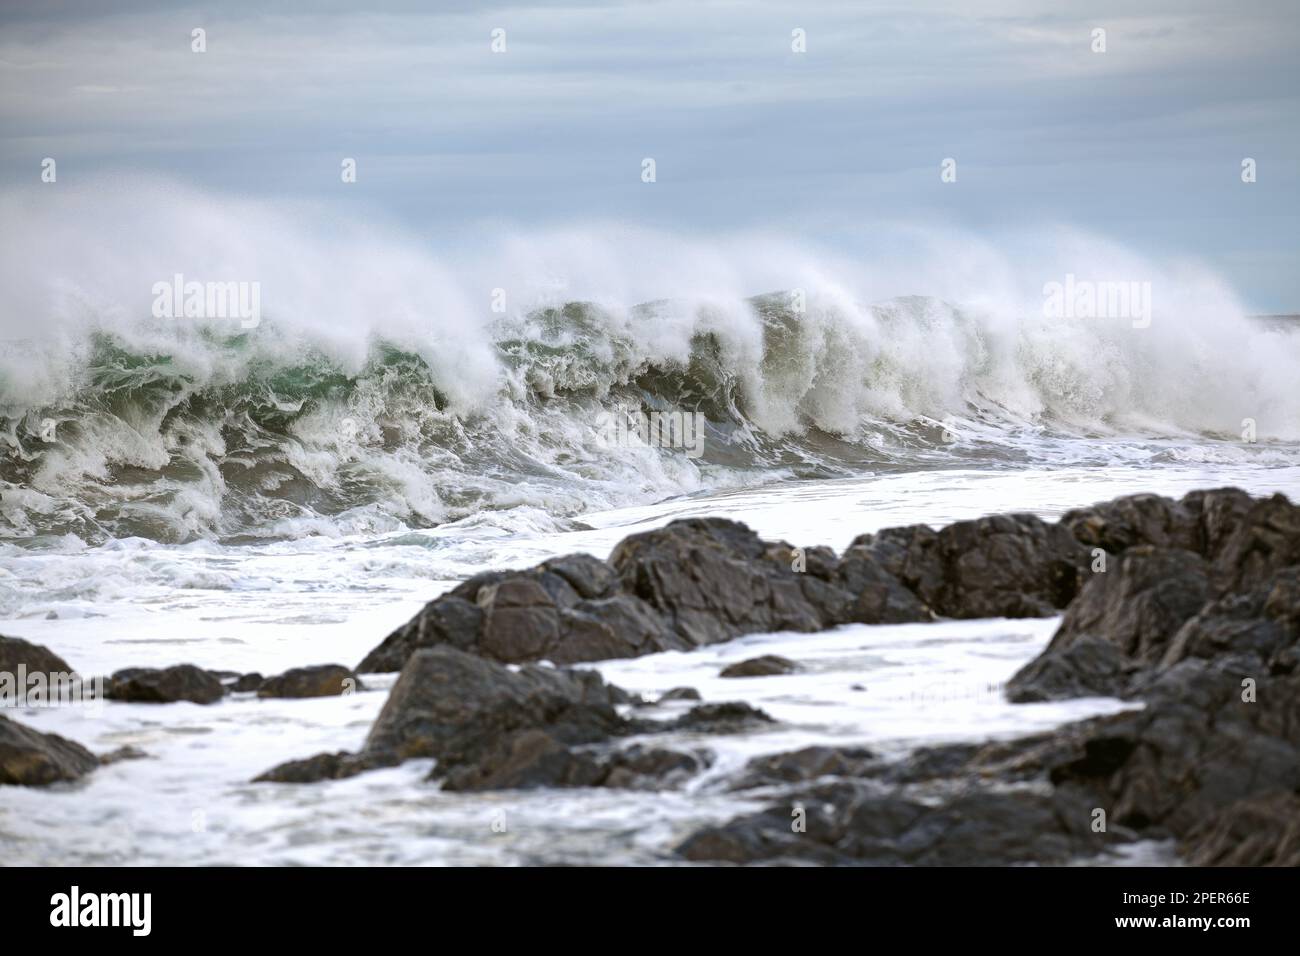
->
[1,0,1296,310]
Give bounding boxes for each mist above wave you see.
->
[1,181,1297,544]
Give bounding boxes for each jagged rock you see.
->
[677,781,1127,865]
[364,647,629,773]
[0,634,75,677]
[611,518,838,645]
[830,545,933,623]
[257,664,361,699]
[1212,493,1300,592]
[253,750,400,784]
[1161,567,1300,673]
[97,745,149,765]
[657,686,702,702]
[1059,488,1298,594]
[358,517,934,672]
[719,655,800,678]
[670,701,774,734]
[228,673,264,693]
[357,593,485,672]
[105,664,225,705]
[1179,792,1300,866]
[1004,636,1139,702]
[1007,555,1300,704]
[733,745,878,788]
[854,512,1090,619]
[437,730,710,792]
[1006,547,1211,701]
[1014,664,1300,838]
[0,715,98,786]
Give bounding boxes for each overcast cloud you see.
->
[1,0,1296,310]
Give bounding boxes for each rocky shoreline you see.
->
[3,486,1297,865]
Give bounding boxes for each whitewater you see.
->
[2,183,1299,864]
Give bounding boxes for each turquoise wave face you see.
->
[3,298,1299,547]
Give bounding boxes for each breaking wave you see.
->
[2,181,1298,545]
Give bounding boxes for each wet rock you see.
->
[1060,492,1203,555]
[1059,488,1298,594]
[1013,664,1300,840]
[719,655,800,678]
[830,545,933,623]
[358,517,932,672]
[228,673,264,693]
[364,647,629,773]
[670,701,774,734]
[0,715,98,786]
[253,749,400,784]
[1008,551,1300,704]
[548,593,685,665]
[677,782,1126,865]
[105,664,225,705]
[357,593,484,673]
[610,518,845,646]
[1212,492,1300,592]
[1179,792,1300,866]
[734,745,878,788]
[0,634,75,677]
[437,732,710,793]
[657,686,702,702]
[1161,567,1300,673]
[855,512,1090,619]
[97,745,149,765]
[257,664,361,699]
[1006,547,1211,701]
[439,730,606,791]
[1004,636,1138,703]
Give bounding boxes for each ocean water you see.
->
[2,187,1299,864]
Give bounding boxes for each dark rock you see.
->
[542,553,620,599]
[0,715,98,786]
[1059,488,1298,595]
[1060,492,1202,555]
[228,672,264,693]
[658,686,702,702]
[1212,493,1300,592]
[0,634,75,677]
[1014,664,1300,839]
[677,781,1127,865]
[1006,547,1211,701]
[855,512,1090,618]
[1161,567,1300,673]
[97,745,149,765]
[719,654,800,678]
[1005,636,1138,702]
[105,664,225,705]
[257,664,362,699]
[610,518,844,646]
[364,647,629,773]
[548,593,685,665]
[734,745,878,788]
[254,749,400,784]
[357,594,484,673]
[358,517,933,672]
[1179,792,1300,866]
[600,744,710,790]
[831,545,933,623]
[438,730,711,793]
[671,701,775,734]
[438,730,606,791]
